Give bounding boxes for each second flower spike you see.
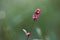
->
[22,29,30,37]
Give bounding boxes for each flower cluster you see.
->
[32,8,41,21]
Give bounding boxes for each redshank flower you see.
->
[32,13,38,21]
[35,8,41,14]
[22,29,30,37]
[26,32,30,37]
[32,8,41,21]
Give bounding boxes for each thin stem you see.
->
[30,21,36,32]
[27,37,29,40]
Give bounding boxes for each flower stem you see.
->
[27,37,29,40]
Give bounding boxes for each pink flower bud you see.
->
[26,32,30,37]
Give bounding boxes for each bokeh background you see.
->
[0,0,60,40]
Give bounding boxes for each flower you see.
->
[32,8,41,21]
[26,32,30,37]
[35,8,41,15]
[22,29,30,37]
[32,13,38,21]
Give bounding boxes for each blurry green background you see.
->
[0,0,60,40]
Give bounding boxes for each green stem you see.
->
[27,37,29,40]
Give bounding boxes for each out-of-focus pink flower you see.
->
[32,14,38,21]
[22,29,30,37]
[32,8,41,21]
[26,32,30,37]
[35,8,41,15]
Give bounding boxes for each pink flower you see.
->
[26,32,30,37]
[22,29,30,37]
[32,14,38,21]
[32,8,41,21]
[35,8,41,15]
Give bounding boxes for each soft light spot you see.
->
[0,11,6,19]
[13,14,23,24]
[45,36,50,40]
[32,39,43,40]
[36,27,42,37]
[6,26,12,31]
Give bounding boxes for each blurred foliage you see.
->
[0,0,60,40]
